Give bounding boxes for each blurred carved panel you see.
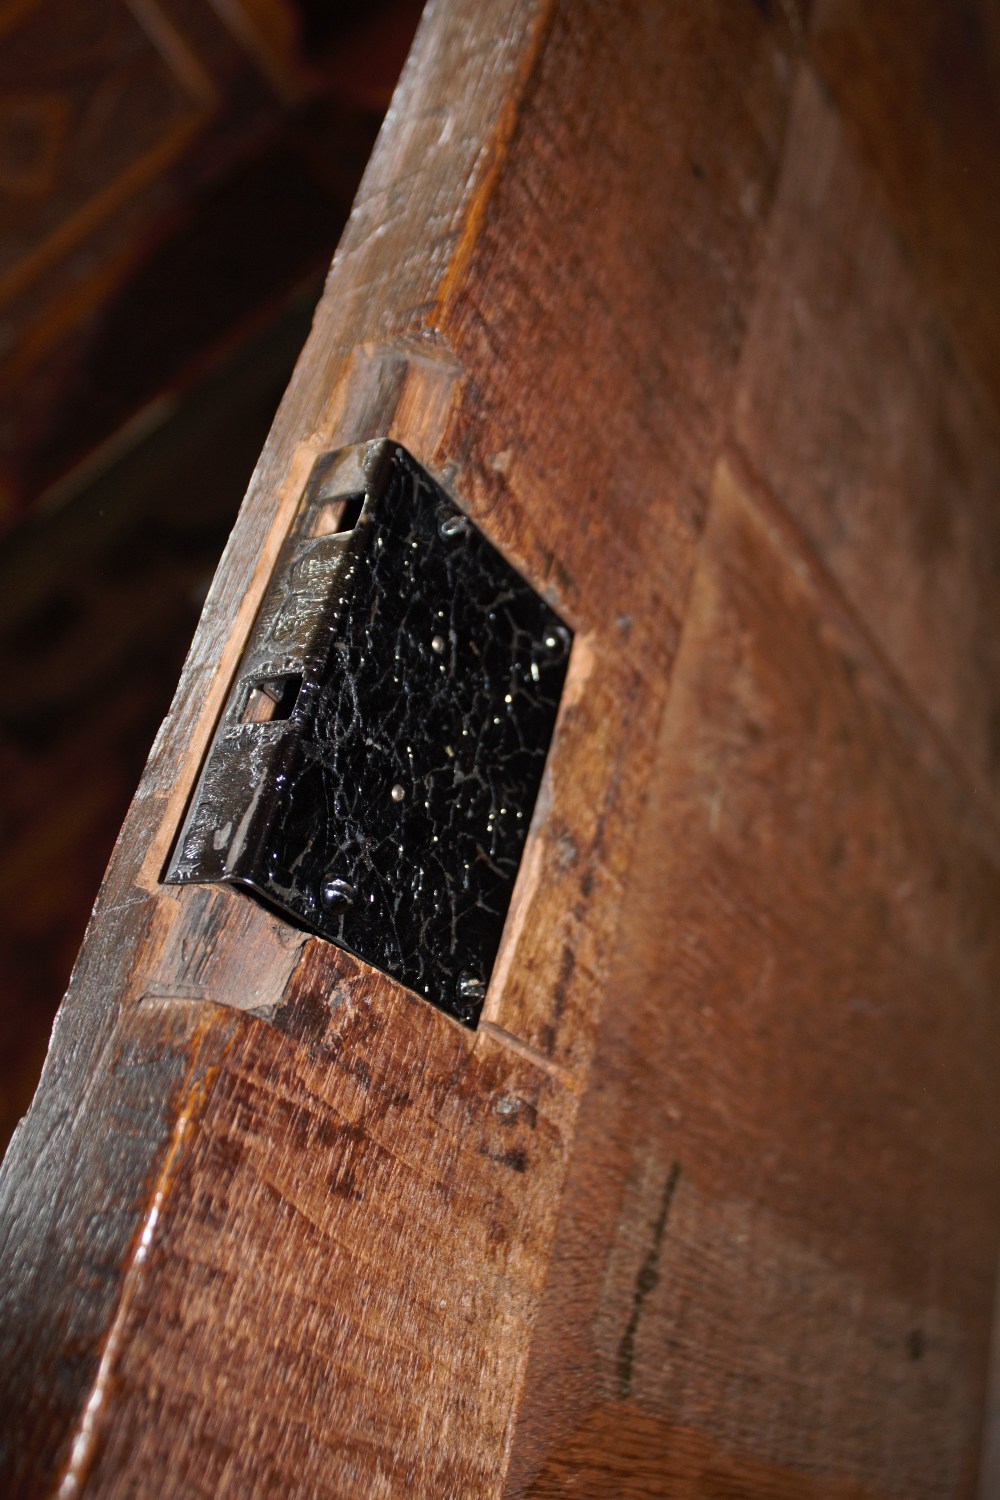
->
[0,0,422,521]
[0,0,215,296]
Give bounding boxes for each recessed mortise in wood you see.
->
[242,674,303,724]
[165,440,572,1028]
[311,492,366,538]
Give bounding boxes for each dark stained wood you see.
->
[439,0,800,1070]
[508,459,1000,1497]
[0,296,320,1151]
[812,0,1000,417]
[735,67,1000,802]
[69,977,570,1498]
[529,1404,891,1498]
[2,0,1000,1495]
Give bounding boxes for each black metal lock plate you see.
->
[165,440,571,1027]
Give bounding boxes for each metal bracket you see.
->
[164,440,571,1027]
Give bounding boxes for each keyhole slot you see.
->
[243,673,303,723]
[312,492,365,538]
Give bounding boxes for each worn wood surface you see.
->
[511,457,1000,1498]
[2,0,1000,1496]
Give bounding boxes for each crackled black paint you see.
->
[165,441,571,1026]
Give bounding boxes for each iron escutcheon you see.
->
[165,440,572,1027]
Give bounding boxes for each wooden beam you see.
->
[2,1,1000,1495]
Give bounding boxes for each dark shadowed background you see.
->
[0,0,424,1150]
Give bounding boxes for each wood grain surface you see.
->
[510,457,1000,1498]
[2,0,1000,1496]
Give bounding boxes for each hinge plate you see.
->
[164,441,571,1027]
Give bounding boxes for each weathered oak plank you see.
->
[509,460,1000,1497]
[2,0,1000,1495]
[813,0,1000,417]
[736,68,1000,802]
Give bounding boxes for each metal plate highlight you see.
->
[164,441,571,1026]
